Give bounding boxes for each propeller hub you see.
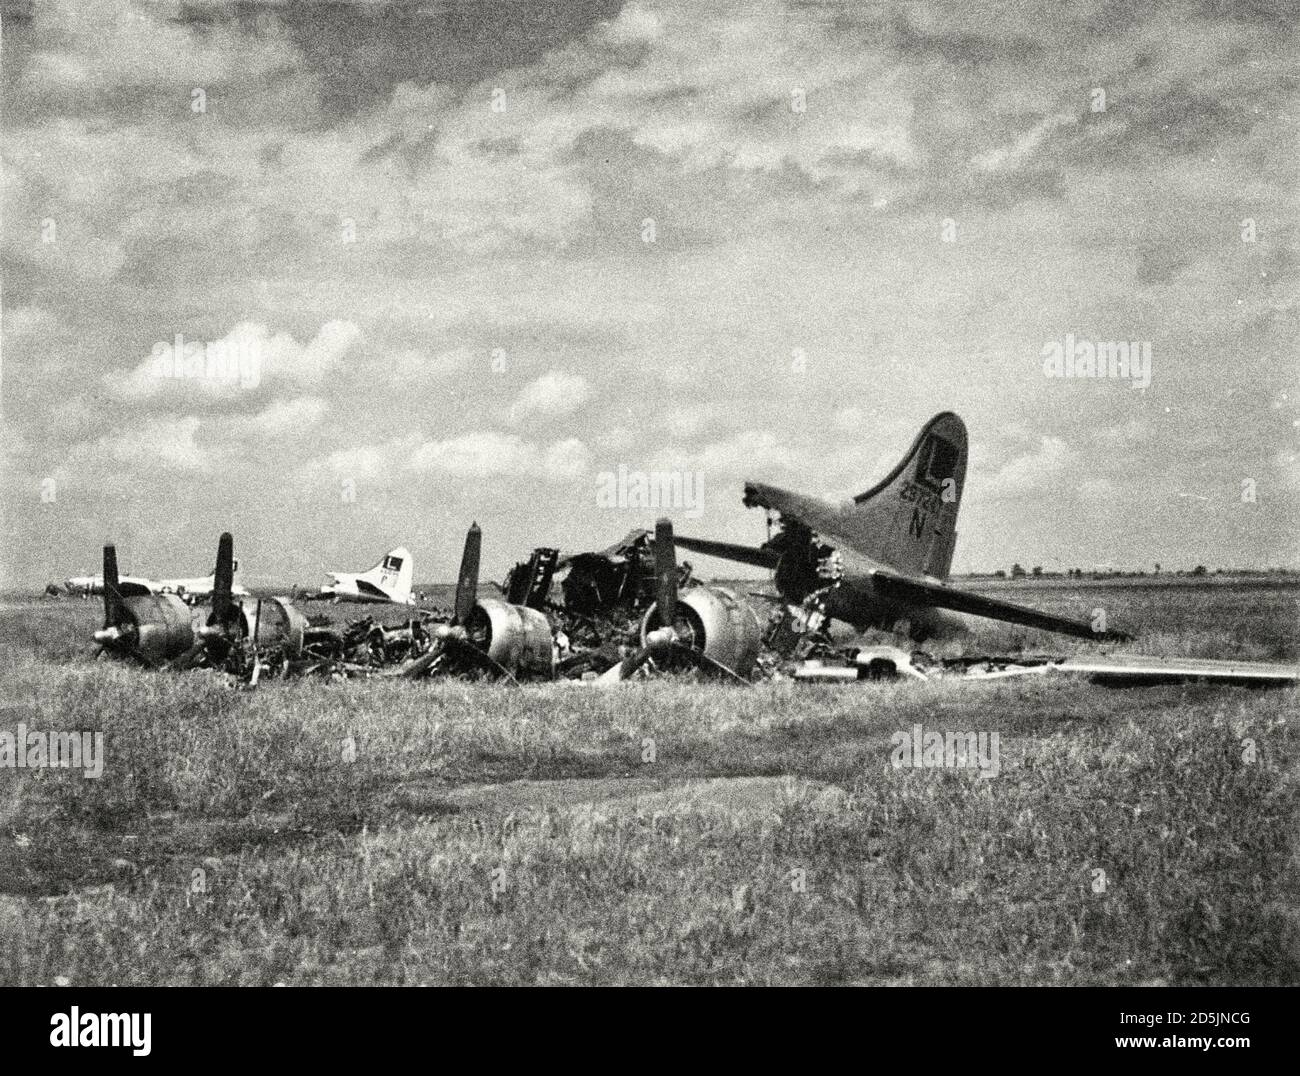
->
[644,626,677,653]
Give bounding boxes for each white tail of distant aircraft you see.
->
[319,547,415,605]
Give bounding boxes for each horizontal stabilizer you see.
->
[354,579,391,600]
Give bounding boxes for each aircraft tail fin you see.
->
[358,547,414,604]
[845,412,967,579]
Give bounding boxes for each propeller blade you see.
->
[676,643,752,685]
[126,645,158,670]
[212,532,235,623]
[595,637,749,686]
[454,522,481,625]
[595,626,675,685]
[102,543,122,627]
[653,517,677,630]
[249,599,263,680]
[595,645,654,685]
[395,640,448,679]
[446,635,520,685]
[164,640,207,671]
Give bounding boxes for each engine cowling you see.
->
[464,598,555,679]
[237,597,309,657]
[100,593,195,663]
[639,585,761,679]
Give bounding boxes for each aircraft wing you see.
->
[680,480,1129,641]
[677,534,1123,640]
[1052,653,1298,685]
[556,529,654,569]
[867,571,1129,641]
[673,535,780,569]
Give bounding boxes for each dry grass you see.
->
[0,582,1297,985]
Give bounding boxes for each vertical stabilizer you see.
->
[843,412,967,578]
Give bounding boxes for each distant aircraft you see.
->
[65,573,114,596]
[675,412,1129,642]
[318,547,415,605]
[64,551,250,602]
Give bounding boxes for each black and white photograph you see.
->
[0,0,1296,1036]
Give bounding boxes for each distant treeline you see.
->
[962,565,1300,580]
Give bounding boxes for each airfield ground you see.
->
[1,580,1297,985]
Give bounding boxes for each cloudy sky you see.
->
[2,0,1296,587]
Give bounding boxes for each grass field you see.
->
[1,581,1297,985]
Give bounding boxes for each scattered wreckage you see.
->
[791,646,1300,686]
[89,524,1298,690]
[86,409,1300,690]
[90,520,763,686]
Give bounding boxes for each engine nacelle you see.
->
[464,598,556,679]
[640,585,761,678]
[107,593,195,662]
[237,597,310,657]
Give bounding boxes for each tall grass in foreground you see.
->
[1,653,1296,985]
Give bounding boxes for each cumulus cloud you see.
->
[19,0,297,100]
[507,371,591,425]
[86,416,207,473]
[301,435,422,488]
[3,0,1297,583]
[107,320,361,402]
[986,436,1073,496]
[543,437,592,478]
[4,305,55,338]
[971,112,1077,174]
[408,430,591,480]
[247,396,329,435]
[423,0,918,200]
[652,429,813,480]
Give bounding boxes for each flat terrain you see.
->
[1,581,1297,985]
